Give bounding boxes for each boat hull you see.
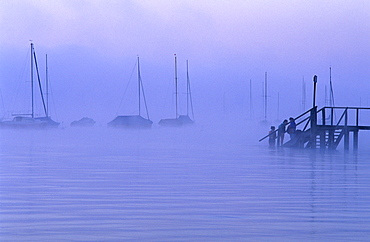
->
[158,118,183,127]
[107,115,153,129]
[178,115,194,125]
[71,117,96,127]
[0,116,59,129]
[158,115,194,127]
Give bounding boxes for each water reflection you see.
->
[0,128,369,241]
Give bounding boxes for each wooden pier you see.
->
[260,106,370,151]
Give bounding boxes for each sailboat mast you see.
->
[31,43,34,118]
[264,72,267,120]
[249,79,253,119]
[137,56,141,115]
[186,60,189,116]
[302,76,306,112]
[174,54,178,118]
[46,54,49,117]
[277,92,280,121]
[329,67,335,107]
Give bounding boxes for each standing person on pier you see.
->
[287,117,297,139]
[277,119,288,146]
[268,126,277,148]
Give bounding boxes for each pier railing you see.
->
[317,107,370,127]
[259,106,370,150]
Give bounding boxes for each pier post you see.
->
[344,131,350,151]
[344,109,349,151]
[310,107,317,149]
[320,108,326,149]
[310,75,318,149]
[353,130,359,151]
[320,130,326,149]
[328,128,334,150]
[330,107,334,126]
[312,75,317,108]
[322,108,326,126]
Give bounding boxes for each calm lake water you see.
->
[1,124,370,241]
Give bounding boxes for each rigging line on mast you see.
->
[186,60,194,120]
[33,51,47,116]
[46,54,49,117]
[47,72,59,121]
[140,75,150,120]
[329,67,336,123]
[45,55,59,120]
[116,60,137,115]
[10,48,30,116]
[137,57,150,119]
[161,63,172,117]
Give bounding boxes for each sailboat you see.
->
[159,55,194,127]
[0,43,59,129]
[108,57,153,128]
[177,60,194,124]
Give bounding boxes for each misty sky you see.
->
[0,0,369,125]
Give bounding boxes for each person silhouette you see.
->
[268,126,276,148]
[287,117,296,139]
[277,119,288,146]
